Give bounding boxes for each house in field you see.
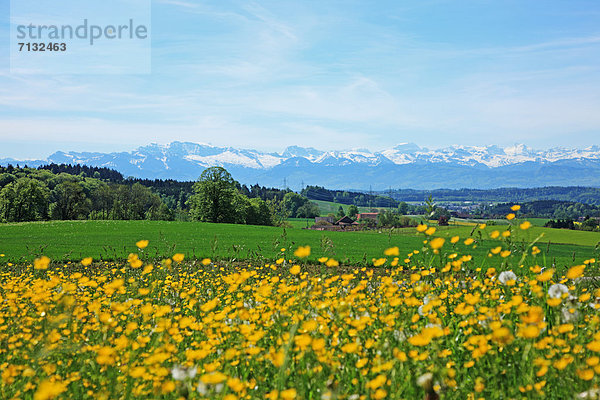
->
[356,212,379,222]
[335,216,355,226]
[315,216,335,224]
[311,215,359,231]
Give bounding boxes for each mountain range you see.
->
[3,142,600,190]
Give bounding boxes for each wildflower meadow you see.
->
[1,208,600,399]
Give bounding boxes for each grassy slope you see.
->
[0,220,597,269]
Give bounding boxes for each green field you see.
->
[0,220,597,271]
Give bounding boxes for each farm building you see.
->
[356,212,379,222]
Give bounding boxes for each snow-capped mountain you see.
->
[3,141,600,190]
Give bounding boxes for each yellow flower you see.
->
[474,378,485,392]
[294,246,311,258]
[464,238,475,245]
[384,247,399,256]
[34,255,50,270]
[416,224,428,232]
[425,227,436,235]
[295,334,312,349]
[201,372,228,384]
[511,205,521,211]
[520,221,531,230]
[450,236,460,244]
[537,269,554,282]
[81,257,93,266]
[429,237,445,250]
[373,258,386,267]
[506,213,515,220]
[490,246,502,255]
[34,380,67,400]
[567,264,585,279]
[519,325,540,339]
[341,342,359,353]
[129,366,146,378]
[280,388,297,400]
[290,265,301,275]
[577,369,594,381]
[325,259,339,267]
[201,258,211,266]
[172,253,185,263]
[128,253,142,268]
[136,240,149,249]
[587,341,600,352]
[490,230,500,239]
[201,298,219,313]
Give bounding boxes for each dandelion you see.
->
[548,284,569,299]
[34,380,67,400]
[81,257,93,266]
[498,271,517,285]
[34,255,50,270]
[171,365,197,380]
[294,246,311,258]
[506,213,516,220]
[567,265,585,280]
[136,240,149,249]
[520,221,531,230]
[416,224,428,232]
[384,247,399,256]
[429,237,445,250]
[325,258,339,267]
[172,253,185,263]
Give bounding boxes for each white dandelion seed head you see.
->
[561,306,580,323]
[171,366,186,381]
[417,372,433,388]
[498,271,517,285]
[197,382,207,395]
[548,283,569,299]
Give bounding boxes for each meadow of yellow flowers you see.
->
[1,210,599,399]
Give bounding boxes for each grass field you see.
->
[0,220,598,271]
[1,219,600,399]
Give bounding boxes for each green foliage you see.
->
[188,167,273,226]
[347,204,359,218]
[377,210,418,228]
[0,166,173,222]
[281,192,320,218]
[0,178,50,222]
[188,167,237,223]
[397,201,408,215]
[50,181,91,220]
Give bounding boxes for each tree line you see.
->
[0,165,298,226]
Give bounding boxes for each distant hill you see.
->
[3,141,600,190]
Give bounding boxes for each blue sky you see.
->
[1,0,600,159]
